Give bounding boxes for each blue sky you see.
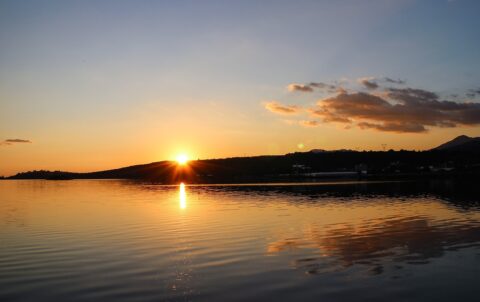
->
[1,0,480,174]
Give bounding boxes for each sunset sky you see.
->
[1,0,480,176]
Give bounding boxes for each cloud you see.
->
[264,101,302,115]
[287,83,313,92]
[310,90,480,133]
[335,86,348,94]
[1,138,32,146]
[358,77,379,90]
[384,77,406,85]
[287,82,337,93]
[466,88,480,98]
[5,139,31,143]
[266,77,480,133]
[288,77,406,95]
[299,120,321,127]
[309,82,337,92]
[358,121,426,133]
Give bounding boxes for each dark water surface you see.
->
[1,180,480,301]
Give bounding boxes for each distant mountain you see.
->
[433,135,480,151]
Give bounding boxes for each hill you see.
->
[6,150,480,183]
[433,135,480,151]
[6,135,480,183]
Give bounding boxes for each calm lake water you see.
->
[1,180,480,302]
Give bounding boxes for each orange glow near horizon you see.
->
[2,125,480,176]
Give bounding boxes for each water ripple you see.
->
[1,180,480,301]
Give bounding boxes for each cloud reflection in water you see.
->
[267,215,480,276]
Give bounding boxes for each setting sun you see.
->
[176,154,189,165]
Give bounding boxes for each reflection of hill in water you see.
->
[267,215,480,276]
[192,180,480,209]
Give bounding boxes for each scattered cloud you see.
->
[287,77,406,94]
[336,86,348,94]
[466,88,480,98]
[358,121,426,133]
[311,89,480,133]
[299,120,321,127]
[287,83,313,92]
[384,77,406,85]
[264,101,302,115]
[265,77,480,133]
[287,82,337,93]
[309,82,337,92]
[358,77,379,90]
[1,138,32,146]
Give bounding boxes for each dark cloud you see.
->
[310,90,480,133]
[358,77,379,90]
[288,82,337,93]
[266,77,480,133]
[384,77,406,85]
[264,101,302,115]
[358,122,427,133]
[1,139,32,146]
[288,77,405,94]
[466,88,480,98]
[287,83,313,92]
[387,87,438,103]
[309,82,337,92]
[5,139,31,143]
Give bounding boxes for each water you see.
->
[1,180,480,302]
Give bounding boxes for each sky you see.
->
[1,0,480,176]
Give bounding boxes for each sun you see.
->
[176,154,189,165]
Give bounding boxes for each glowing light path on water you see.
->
[179,183,187,209]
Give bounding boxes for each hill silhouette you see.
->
[6,135,480,183]
[432,135,480,151]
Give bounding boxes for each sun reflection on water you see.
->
[179,183,187,209]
